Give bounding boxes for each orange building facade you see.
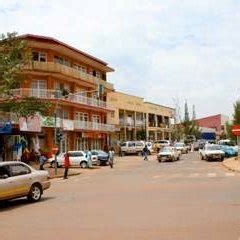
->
[14,34,115,154]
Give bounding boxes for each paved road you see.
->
[1,152,240,240]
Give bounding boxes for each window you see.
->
[75,112,88,121]
[32,52,47,62]
[54,56,70,67]
[73,64,87,73]
[92,115,101,123]
[0,166,10,179]
[69,152,83,157]
[128,142,135,147]
[10,164,31,177]
[111,112,115,118]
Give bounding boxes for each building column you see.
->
[146,113,149,141]
[124,110,127,141]
[134,111,137,140]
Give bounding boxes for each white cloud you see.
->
[1,0,239,118]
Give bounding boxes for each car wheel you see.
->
[80,161,88,168]
[220,156,224,161]
[158,159,161,162]
[28,184,42,202]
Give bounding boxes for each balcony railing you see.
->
[25,61,114,90]
[74,120,115,132]
[10,88,112,110]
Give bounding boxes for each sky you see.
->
[1,0,240,119]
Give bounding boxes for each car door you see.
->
[68,152,77,166]
[8,163,32,198]
[0,165,13,200]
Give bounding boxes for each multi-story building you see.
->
[107,91,175,143]
[1,34,115,158]
[196,114,229,139]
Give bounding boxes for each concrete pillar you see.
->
[124,110,127,141]
[134,111,137,140]
[146,113,149,141]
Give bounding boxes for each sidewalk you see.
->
[222,157,240,172]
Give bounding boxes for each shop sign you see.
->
[19,116,41,132]
[0,121,12,134]
[62,119,74,131]
[42,116,61,128]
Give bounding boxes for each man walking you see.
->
[142,145,149,161]
[86,149,92,168]
[63,152,70,179]
[39,152,47,170]
[108,147,115,168]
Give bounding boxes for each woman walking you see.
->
[108,147,115,168]
[63,152,70,179]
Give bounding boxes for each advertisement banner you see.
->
[19,116,41,132]
[0,121,12,134]
[62,119,74,131]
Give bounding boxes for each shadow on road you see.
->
[0,196,55,212]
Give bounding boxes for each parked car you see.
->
[174,142,189,154]
[48,151,97,168]
[153,140,171,152]
[218,139,239,153]
[91,150,109,166]
[157,147,181,162]
[199,144,225,161]
[219,145,238,158]
[0,161,51,202]
[120,141,144,156]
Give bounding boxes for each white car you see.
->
[199,144,225,161]
[157,147,181,162]
[0,161,51,202]
[174,142,189,154]
[49,151,98,168]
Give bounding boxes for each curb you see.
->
[49,172,81,179]
[221,158,240,173]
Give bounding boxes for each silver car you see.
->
[0,161,51,202]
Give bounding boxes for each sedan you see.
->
[174,143,189,154]
[49,151,94,168]
[220,145,238,158]
[157,147,181,162]
[91,150,109,166]
[0,161,50,202]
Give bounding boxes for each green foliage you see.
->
[233,101,240,124]
[0,32,51,118]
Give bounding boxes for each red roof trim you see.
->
[19,34,109,66]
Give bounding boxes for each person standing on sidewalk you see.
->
[39,152,47,170]
[108,147,115,168]
[63,152,70,179]
[86,149,92,168]
[142,145,149,161]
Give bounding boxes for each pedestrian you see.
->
[63,152,70,179]
[39,152,47,170]
[108,147,115,168]
[86,149,92,168]
[142,144,149,161]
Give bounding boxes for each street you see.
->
[1,152,240,240]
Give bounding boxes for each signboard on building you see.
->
[62,119,74,131]
[19,116,41,132]
[231,125,240,136]
[0,121,12,134]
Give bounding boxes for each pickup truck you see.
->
[199,144,225,161]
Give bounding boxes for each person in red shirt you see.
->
[63,152,70,179]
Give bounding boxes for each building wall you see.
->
[107,91,175,142]
[196,114,229,137]
[13,35,115,154]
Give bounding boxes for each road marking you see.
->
[189,173,200,178]
[225,172,235,177]
[207,173,217,177]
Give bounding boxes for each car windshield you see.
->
[206,145,221,151]
[160,147,172,152]
[175,143,184,147]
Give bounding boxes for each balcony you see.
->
[74,120,115,132]
[25,61,114,90]
[10,88,112,111]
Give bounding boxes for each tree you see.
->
[226,100,240,141]
[233,101,240,124]
[0,32,51,118]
